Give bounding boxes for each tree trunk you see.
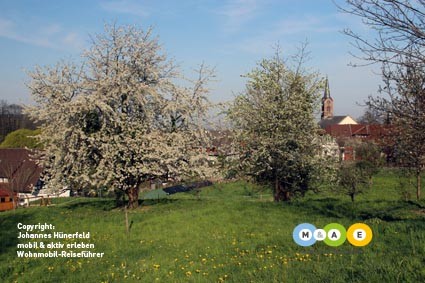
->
[11,191,17,210]
[273,178,291,202]
[274,177,280,202]
[416,169,421,201]
[351,184,356,203]
[282,190,291,201]
[126,187,140,209]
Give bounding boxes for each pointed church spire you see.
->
[321,76,334,119]
[324,76,331,99]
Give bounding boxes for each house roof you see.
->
[207,130,234,155]
[318,116,357,128]
[0,188,16,197]
[0,149,42,193]
[324,124,390,140]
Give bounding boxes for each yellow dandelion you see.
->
[185,271,192,277]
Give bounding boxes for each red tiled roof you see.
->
[324,124,390,140]
[318,116,357,128]
[0,188,17,197]
[0,149,42,193]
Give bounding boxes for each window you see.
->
[0,197,5,203]
[0,178,9,183]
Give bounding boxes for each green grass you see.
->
[1,169,424,283]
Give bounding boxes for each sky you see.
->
[0,0,383,119]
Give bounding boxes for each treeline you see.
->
[0,100,37,143]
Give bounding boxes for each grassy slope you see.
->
[1,170,424,283]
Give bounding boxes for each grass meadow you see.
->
[1,169,424,282]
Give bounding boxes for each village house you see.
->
[318,78,390,161]
[0,148,42,193]
[0,188,17,211]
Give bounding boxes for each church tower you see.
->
[321,77,334,119]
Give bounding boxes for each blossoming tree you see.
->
[26,24,214,208]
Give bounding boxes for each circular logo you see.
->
[347,223,373,247]
[323,223,346,247]
[293,223,316,246]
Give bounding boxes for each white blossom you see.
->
[26,24,215,208]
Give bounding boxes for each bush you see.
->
[0,128,42,149]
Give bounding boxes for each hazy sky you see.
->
[0,0,383,119]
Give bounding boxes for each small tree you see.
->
[338,160,376,202]
[227,46,338,201]
[339,0,425,200]
[354,140,383,169]
[357,106,384,124]
[2,160,39,209]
